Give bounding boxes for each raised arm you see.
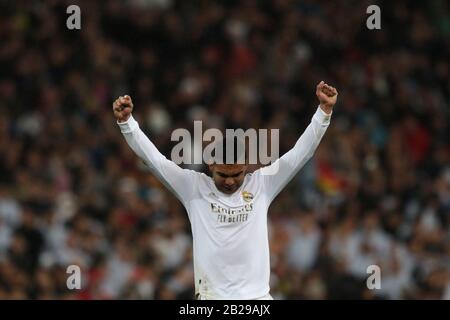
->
[258,81,338,203]
[113,95,197,204]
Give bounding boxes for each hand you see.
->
[316,81,338,114]
[113,95,134,123]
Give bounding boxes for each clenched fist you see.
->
[113,95,133,123]
[316,81,338,114]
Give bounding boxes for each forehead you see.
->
[213,164,246,174]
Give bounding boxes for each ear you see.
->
[208,164,215,173]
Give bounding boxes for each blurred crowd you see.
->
[0,0,449,299]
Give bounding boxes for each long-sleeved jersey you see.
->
[118,106,331,299]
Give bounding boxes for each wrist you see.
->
[117,115,131,123]
[117,114,138,133]
[319,104,333,115]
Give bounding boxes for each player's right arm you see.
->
[113,95,196,204]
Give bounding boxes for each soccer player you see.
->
[113,81,338,300]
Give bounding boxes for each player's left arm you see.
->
[259,81,338,203]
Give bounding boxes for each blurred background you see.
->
[0,0,449,299]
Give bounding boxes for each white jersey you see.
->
[118,106,331,299]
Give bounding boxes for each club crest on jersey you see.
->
[242,191,254,202]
